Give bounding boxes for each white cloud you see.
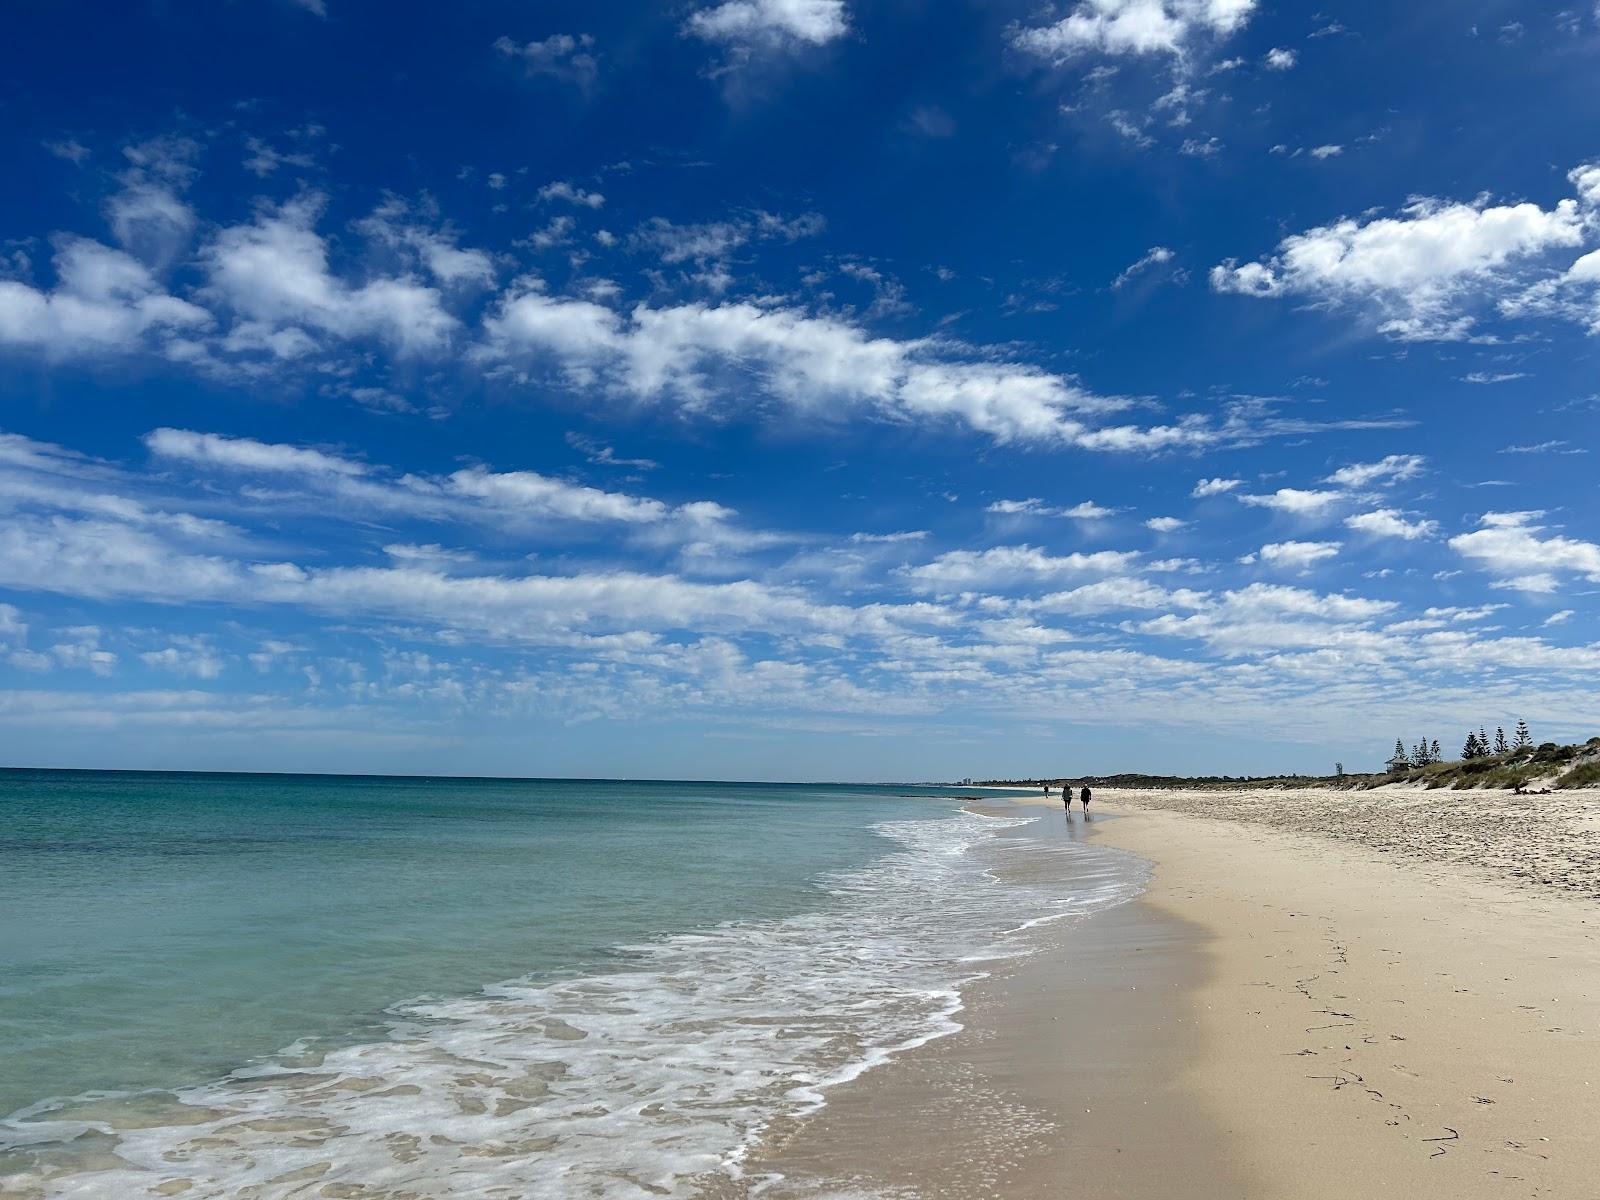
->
[0,603,25,640]
[987,498,1117,518]
[1323,454,1424,487]
[1145,515,1186,532]
[1309,144,1342,159]
[629,211,824,268]
[1449,511,1600,588]
[986,498,1049,515]
[1212,183,1588,340]
[0,513,945,650]
[145,427,693,530]
[1500,439,1587,455]
[476,291,1215,450]
[1263,46,1296,70]
[201,195,460,356]
[1191,476,1241,497]
[493,34,598,87]
[146,427,367,477]
[430,467,669,525]
[538,181,606,209]
[44,139,91,165]
[354,199,496,290]
[0,237,210,357]
[1255,540,1340,568]
[901,545,1141,590]
[1544,609,1574,626]
[1012,0,1257,60]
[141,640,224,679]
[1344,508,1438,540]
[686,0,849,49]
[51,627,117,676]
[1111,245,1177,288]
[1238,487,1343,514]
[848,529,928,544]
[1062,501,1118,519]
[242,137,316,178]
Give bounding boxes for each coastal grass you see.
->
[982,734,1600,794]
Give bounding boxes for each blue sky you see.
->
[2,0,1598,779]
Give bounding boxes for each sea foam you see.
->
[0,808,1142,1199]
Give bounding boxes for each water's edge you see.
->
[1,800,1146,1199]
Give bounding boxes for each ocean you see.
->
[0,770,1142,1197]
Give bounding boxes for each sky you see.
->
[2,0,1598,780]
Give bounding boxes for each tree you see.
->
[1431,738,1442,763]
[1463,732,1483,759]
[1335,761,1345,779]
[1479,727,1490,753]
[1512,719,1533,751]
[1494,726,1510,755]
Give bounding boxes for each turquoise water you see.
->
[0,770,1142,1197]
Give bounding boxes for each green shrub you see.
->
[1557,761,1600,790]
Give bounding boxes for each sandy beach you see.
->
[752,787,1600,1198]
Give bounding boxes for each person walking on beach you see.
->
[1079,785,1092,812]
[1062,784,1071,814]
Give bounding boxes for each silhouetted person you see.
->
[1079,785,1092,812]
[1062,785,1071,814]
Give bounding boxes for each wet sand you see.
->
[750,804,1250,1198]
[748,791,1600,1199]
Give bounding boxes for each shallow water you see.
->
[0,771,1142,1198]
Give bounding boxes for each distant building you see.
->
[1386,753,1411,775]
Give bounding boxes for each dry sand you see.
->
[751,788,1600,1199]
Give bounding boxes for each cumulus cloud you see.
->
[686,0,849,50]
[1253,540,1341,569]
[0,236,210,358]
[1344,508,1438,540]
[900,545,1142,590]
[1145,516,1187,532]
[1191,476,1241,497]
[538,181,606,208]
[1012,0,1257,60]
[1211,178,1590,340]
[1449,511,1600,589]
[354,199,496,289]
[200,194,461,356]
[1237,487,1343,515]
[1263,47,1296,70]
[1323,454,1425,488]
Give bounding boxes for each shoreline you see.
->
[752,788,1600,1198]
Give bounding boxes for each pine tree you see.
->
[1394,738,1406,765]
[1463,732,1482,759]
[1431,738,1442,763]
[1512,719,1532,751]
[1494,726,1510,755]
[1479,727,1490,753]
